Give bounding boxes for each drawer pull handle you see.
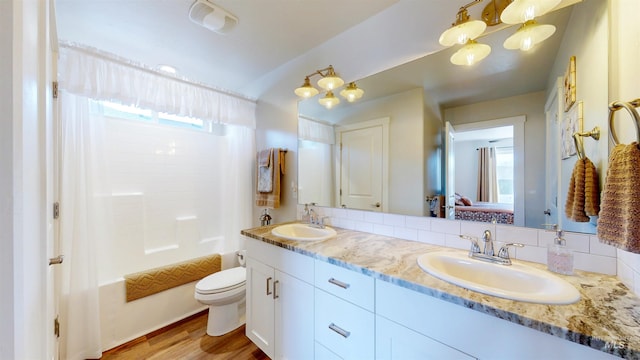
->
[328,323,351,338]
[328,277,350,289]
[266,277,273,296]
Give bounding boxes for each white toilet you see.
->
[195,251,247,336]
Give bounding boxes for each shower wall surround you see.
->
[99,117,248,283]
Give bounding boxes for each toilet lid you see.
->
[196,267,246,293]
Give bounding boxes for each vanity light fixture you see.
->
[294,65,364,109]
[440,0,491,66]
[503,20,556,51]
[340,82,364,103]
[500,0,561,24]
[450,39,492,66]
[439,0,487,47]
[318,91,340,109]
[501,0,560,51]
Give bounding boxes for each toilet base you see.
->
[206,300,246,336]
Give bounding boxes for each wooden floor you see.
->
[101,311,269,360]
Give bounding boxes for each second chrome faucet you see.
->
[460,230,524,266]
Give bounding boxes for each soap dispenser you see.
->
[547,228,574,275]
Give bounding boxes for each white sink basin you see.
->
[271,223,337,242]
[417,251,580,304]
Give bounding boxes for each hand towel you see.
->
[565,158,590,222]
[584,157,600,216]
[597,143,640,253]
[256,148,286,208]
[257,148,273,193]
[565,157,600,222]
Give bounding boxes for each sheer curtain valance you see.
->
[58,43,256,129]
[298,117,335,144]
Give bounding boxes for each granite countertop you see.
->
[241,223,640,359]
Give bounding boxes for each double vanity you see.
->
[241,222,640,359]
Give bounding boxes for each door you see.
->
[444,122,456,219]
[274,270,314,360]
[245,257,275,359]
[337,118,389,212]
[48,1,61,358]
[545,78,563,229]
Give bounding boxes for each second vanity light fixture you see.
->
[294,65,364,109]
[440,0,561,66]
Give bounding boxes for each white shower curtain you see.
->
[57,43,257,357]
[58,92,112,359]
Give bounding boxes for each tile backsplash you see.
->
[297,206,640,297]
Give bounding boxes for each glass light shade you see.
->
[439,20,487,46]
[500,0,561,24]
[450,40,491,66]
[503,21,556,51]
[317,75,344,91]
[318,91,340,109]
[340,82,364,102]
[294,77,319,98]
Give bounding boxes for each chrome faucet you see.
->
[307,208,328,228]
[460,230,524,266]
[482,229,494,256]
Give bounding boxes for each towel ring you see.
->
[608,99,640,146]
[572,126,600,159]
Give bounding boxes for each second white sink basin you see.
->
[271,223,337,241]
[417,251,580,304]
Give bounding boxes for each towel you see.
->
[256,148,286,208]
[565,157,600,222]
[597,143,640,253]
[257,148,274,192]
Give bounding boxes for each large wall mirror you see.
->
[298,0,608,234]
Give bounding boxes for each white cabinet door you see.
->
[275,270,315,360]
[376,315,476,360]
[246,256,275,359]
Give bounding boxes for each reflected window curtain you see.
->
[298,117,335,205]
[58,91,113,359]
[477,147,498,202]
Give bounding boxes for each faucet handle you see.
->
[497,243,525,261]
[459,235,481,254]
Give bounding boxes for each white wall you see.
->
[253,100,299,228]
[444,91,546,228]
[0,0,15,357]
[610,0,640,298]
[546,0,609,234]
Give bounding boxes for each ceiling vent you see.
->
[188,0,238,34]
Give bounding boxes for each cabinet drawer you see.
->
[315,260,375,311]
[315,288,374,360]
[315,341,343,360]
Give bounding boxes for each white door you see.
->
[545,78,563,229]
[245,257,275,359]
[47,1,61,357]
[444,122,456,219]
[337,118,389,212]
[274,270,314,360]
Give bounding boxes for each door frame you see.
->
[452,116,526,226]
[335,117,389,212]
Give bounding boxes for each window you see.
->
[94,100,206,131]
[495,146,514,204]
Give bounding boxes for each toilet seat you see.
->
[196,267,246,295]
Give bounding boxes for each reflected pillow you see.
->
[461,196,473,206]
